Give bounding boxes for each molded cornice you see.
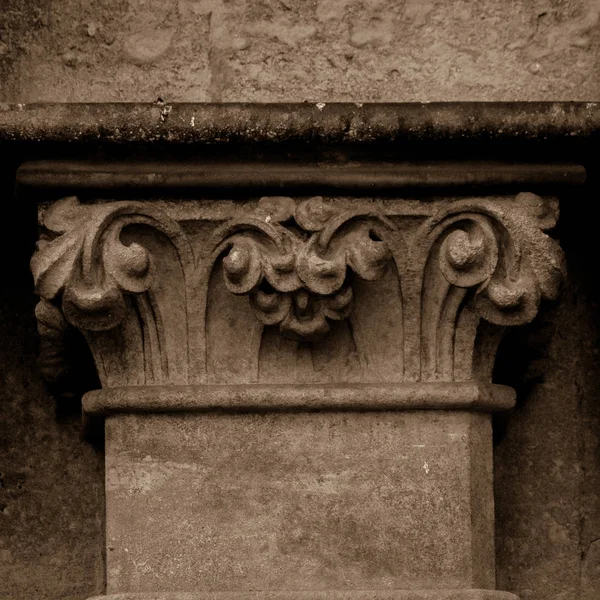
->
[1,102,599,148]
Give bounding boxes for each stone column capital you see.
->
[31,187,563,391]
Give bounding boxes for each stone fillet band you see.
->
[87,591,519,600]
[83,382,515,416]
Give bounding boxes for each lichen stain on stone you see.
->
[123,28,175,65]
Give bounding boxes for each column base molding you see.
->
[89,591,518,600]
[83,382,516,416]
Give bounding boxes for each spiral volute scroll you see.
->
[31,196,192,333]
[430,193,564,327]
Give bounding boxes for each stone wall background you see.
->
[1,0,599,103]
[0,1,599,599]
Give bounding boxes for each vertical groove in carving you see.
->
[437,286,467,381]
[148,293,168,381]
[131,297,151,384]
[419,274,442,381]
[453,306,481,381]
[141,234,188,385]
[135,295,164,384]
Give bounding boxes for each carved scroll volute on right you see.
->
[418,192,565,382]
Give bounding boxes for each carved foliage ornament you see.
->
[212,196,395,341]
[425,193,564,326]
[31,192,564,385]
[31,196,193,333]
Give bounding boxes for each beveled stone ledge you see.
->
[83,382,516,416]
[88,591,518,600]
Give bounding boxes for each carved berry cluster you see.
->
[215,196,395,341]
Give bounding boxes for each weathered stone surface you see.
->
[105,410,495,593]
[1,102,600,147]
[1,1,598,102]
[83,382,516,415]
[29,190,564,388]
[0,2,599,596]
[0,101,595,595]
[20,152,568,600]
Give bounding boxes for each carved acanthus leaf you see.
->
[31,196,193,332]
[213,196,395,341]
[31,192,566,388]
[428,192,565,326]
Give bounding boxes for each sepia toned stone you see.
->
[89,592,518,600]
[30,191,563,388]
[105,410,495,593]
[16,105,578,600]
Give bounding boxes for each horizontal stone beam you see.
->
[1,102,599,147]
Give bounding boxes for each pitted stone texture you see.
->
[1,1,599,102]
[105,410,495,594]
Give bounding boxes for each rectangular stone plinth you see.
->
[105,410,495,594]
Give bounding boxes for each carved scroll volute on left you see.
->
[211,196,396,343]
[31,196,194,388]
[418,192,566,382]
